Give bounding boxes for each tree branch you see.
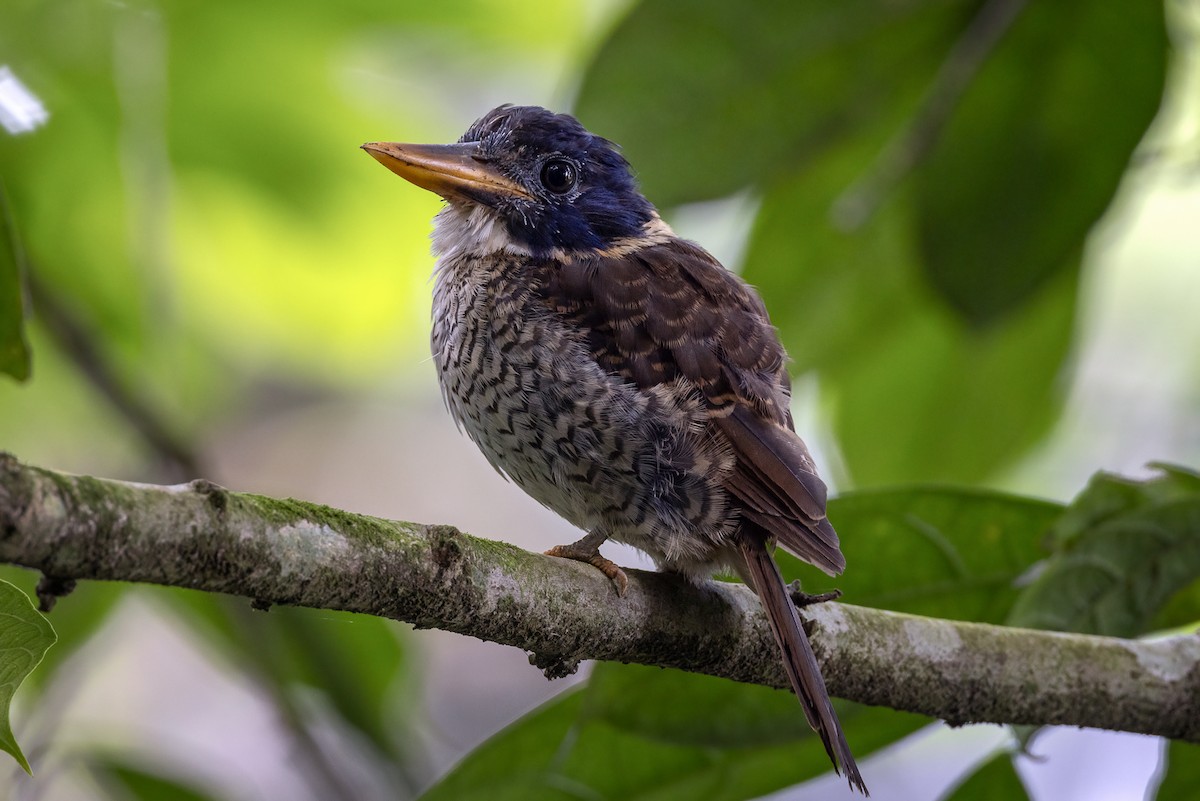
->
[1,453,1196,742]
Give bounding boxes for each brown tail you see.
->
[738,533,868,795]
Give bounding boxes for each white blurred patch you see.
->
[0,66,49,134]
[665,191,759,273]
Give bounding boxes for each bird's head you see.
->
[363,105,657,258]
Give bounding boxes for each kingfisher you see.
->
[363,105,866,794]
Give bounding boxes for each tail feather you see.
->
[738,533,868,796]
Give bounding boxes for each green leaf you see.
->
[0,0,588,418]
[939,750,1029,801]
[1007,465,1200,636]
[916,0,1167,323]
[0,567,124,694]
[1150,741,1200,801]
[91,759,225,801]
[575,0,971,205]
[581,662,819,748]
[0,186,31,382]
[0,578,57,773]
[421,678,925,801]
[1147,581,1200,635]
[741,137,919,375]
[833,266,1077,486]
[779,487,1062,623]
[576,0,1165,484]
[1046,464,1200,550]
[419,688,583,801]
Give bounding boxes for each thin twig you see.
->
[24,268,202,481]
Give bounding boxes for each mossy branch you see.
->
[0,453,1197,741]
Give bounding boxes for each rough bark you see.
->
[1,453,1197,742]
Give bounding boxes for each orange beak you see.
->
[361,141,531,202]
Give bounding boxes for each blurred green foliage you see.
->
[0,0,590,470]
[577,0,1166,486]
[940,750,1029,801]
[0,0,595,796]
[0,0,1197,799]
[91,759,222,801]
[1008,464,1200,635]
[172,592,417,776]
[0,189,31,382]
[1154,741,1200,801]
[422,680,925,801]
[915,0,1165,322]
[780,486,1061,622]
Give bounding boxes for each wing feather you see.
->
[538,237,844,573]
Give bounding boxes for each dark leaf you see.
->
[746,153,1078,485]
[779,486,1062,623]
[1149,741,1200,801]
[421,675,925,801]
[582,662,821,748]
[915,0,1167,322]
[0,187,31,382]
[1007,465,1200,636]
[575,0,972,206]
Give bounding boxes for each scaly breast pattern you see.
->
[430,251,736,574]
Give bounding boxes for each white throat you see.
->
[431,203,531,261]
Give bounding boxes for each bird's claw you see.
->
[545,543,629,597]
[786,580,841,609]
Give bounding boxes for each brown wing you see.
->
[538,238,845,575]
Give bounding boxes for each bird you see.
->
[362,104,866,794]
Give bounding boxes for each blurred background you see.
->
[1,0,1198,799]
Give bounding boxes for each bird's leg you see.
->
[786,580,842,609]
[545,530,628,597]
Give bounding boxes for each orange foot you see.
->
[545,533,628,597]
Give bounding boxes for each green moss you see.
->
[41,469,134,535]
[231,492,410,549]
[467,532,534,571]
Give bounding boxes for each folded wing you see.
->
[539,237,845,574]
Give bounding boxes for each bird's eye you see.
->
[540,158,578,194]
